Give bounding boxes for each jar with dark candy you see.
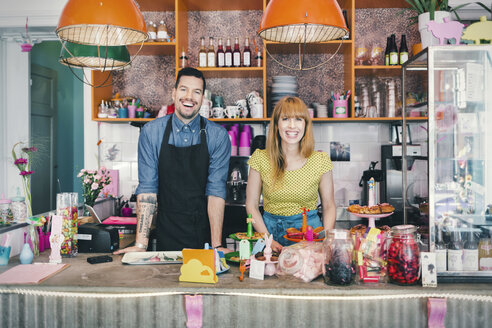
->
[323,229,355,285]
[387,225,420,285]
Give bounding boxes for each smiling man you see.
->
[114,68,231,254]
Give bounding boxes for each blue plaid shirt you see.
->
[136,114,231,199]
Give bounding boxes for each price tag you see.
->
[249,259,265,280]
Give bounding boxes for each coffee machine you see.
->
[226,156,249,204]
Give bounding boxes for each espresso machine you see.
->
[226,156,249,204]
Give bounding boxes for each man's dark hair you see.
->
[175,67,206,92]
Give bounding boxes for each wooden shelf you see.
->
[137,0,174,12]
[199,67,264,78]
[355,65,402,76]
[182,0,263,11]
[209,118,269,123]
[356,0,410,9]
[127,42,176,56]
[265,40,352,55]
[311,117,428,122]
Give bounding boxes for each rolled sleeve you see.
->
[205,127,231,199]
[135,124,159,195]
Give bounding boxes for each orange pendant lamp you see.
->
[258,0,348,43]
[56,0,148,46]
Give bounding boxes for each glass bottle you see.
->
[447,229,463,271]
[389,34,398,66]
[225,38,233,67]
[399,34,408,65]
[157,21,169,42]
[233,37,241,67]
[98,99,108,118]
[207,37,215,68]
[147,21,156,41]
[479,236,492,270]
[434,226,447,272]
[463,230,479,271]
[384,37,390,66]
[216,38,225,67]
[323,229,355,285]
[256,51,262,67]
[179,47,188,68]
[10,193,27,223]
[242,37,251,67]
[387,225,420,284]
[198,37,207,68]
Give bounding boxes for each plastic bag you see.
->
[277,241,324,282]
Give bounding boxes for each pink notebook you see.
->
[102,216,137,225]
[0,263,69,284]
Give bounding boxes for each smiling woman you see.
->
[246,96,337,253]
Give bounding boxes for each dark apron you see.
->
[156,115,210,251]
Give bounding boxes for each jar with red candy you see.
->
[387,225,420,285]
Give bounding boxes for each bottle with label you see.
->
[389,34,398,66]
[157,21,169,42]
[225,38,233,67]
[179,47,188,68]
[399,34,409,65]
[217,38,225,67]
[243,37,251,67]
[448,229,464,271]
[207,37,215,67]
[147,21,157,41]
[463,230,479,271]
[198,37,207,68]
[233,37,241,67]
[384,37,390,66]
[256,51,262,67]
[435,226,447,272]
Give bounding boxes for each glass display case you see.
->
[402,45,492,281]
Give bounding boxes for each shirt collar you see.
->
[172,113,201,132]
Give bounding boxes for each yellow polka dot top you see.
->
[248,149,333,216]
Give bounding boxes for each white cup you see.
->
[251,103,263,118]
[225,106,240,119]
[212,107,225,119]
[199,104,210,118]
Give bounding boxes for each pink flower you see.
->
[81,169,87,173]
[84,178,91,184]
[91,183,99,190]
[94,174,101,180]
[19,170,34,176]
[77,172,83,177]
[100,166,106,171]
[88,170,96,174]
[14,158,28,165]
[22,147,37,153]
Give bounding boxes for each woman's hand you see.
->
[271,240,283,253]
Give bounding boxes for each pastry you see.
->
[235,232,264,240]
[347,203,394,214]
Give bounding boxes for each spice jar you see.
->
[387,225,420,285]
[10,194,27,223]
[323,229,355,285]
[0,194,13,224]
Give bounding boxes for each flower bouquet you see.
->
[11,142,38,218]
[78,168,112,214]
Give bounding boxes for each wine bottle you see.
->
[233,37,241,67]
[384,37,390,66]
[207,37,215,68]
[217,38,225,68]
[389,34,398,66]
[243,37,251,67]
[225,38,233,67]
[399,34,409,65]
[463,230,479,271]
[198,37,207,68]
[179,47,188,68]
[448,229,464,271]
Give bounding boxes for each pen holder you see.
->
[128,105,137,118]
[118,107,129,118]
[333,99,348,118]
[0,245,11,265]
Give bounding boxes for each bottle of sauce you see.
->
[233,37,241,67]
[447,229,463,271]
[243,37,251,67]
[179,47,188,68]
[198,37,207,68]
[157,21,169,42]
[217,38,225,68]
[435,226,447,272]
[384,37,390,66]
[389,34,398,66]
[399,34,409,65]
[207,37,215,67]
[147,21,157,42]
[225,38,233,67]
[463,229,479,271]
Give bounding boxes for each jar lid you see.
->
[11,195,25,202]
[391,224,417,234]
[0,193,11,204]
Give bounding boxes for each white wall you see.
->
[0,0,66,27]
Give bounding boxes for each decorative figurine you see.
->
[427,17,464,45]
[462,16,492,44]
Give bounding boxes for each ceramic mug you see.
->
[225,106,240,119]
[212,107,225,119]
[251,103,263,118]
[199,104,210,118]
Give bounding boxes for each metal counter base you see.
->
[1,253,492,328]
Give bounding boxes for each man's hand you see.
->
[113,246,145,255]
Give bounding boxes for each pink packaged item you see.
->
[277,241,324,282]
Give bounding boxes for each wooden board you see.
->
[0,263,69,284]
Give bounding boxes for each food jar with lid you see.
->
[0,194,13,224]
[10,193,27,223]
[323,229,355,285]
[387,224,420,285]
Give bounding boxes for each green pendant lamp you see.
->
[59,41,131,71]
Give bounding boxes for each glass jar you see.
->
[323,229,355,285]
[10,195,27,223]
[387,225,420,285]
[56,193,78,257]
[0,194,12,224]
